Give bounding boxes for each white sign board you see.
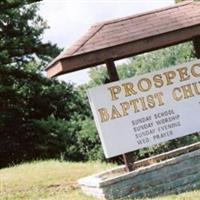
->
[87,60,200,158]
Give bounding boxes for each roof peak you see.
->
[65,0,195,57]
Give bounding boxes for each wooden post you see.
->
[193,36,200,59]
[105,60,135,172]
[106,60,119,81]
[122,153,136,172]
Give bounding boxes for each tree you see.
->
[0,0,41,9]
[0,0,60,70]
[0,67,87,165]
[0,1,91,167]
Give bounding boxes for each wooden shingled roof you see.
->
[46,1,200,77]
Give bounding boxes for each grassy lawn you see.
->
[0,160,200,200]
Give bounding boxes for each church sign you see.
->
[87,60,200,158]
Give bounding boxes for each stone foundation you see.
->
[78,142,200,199]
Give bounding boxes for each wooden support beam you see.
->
[105,60,135,172]
[106,60,119,81]
[123,153,136,172]
[193,36,200,59]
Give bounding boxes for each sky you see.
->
[39,0,175,85]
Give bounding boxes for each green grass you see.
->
[0,160,200,200]
[0,160,114,200]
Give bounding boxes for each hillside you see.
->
[0,160,200,200]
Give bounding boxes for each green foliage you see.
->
[88,67,109,87]
[0,0,60,70]
[125,42,194,76]
[0,0,41,10]
[78,118,104,161]
[0,0,89,167]
[0,65,89,166]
